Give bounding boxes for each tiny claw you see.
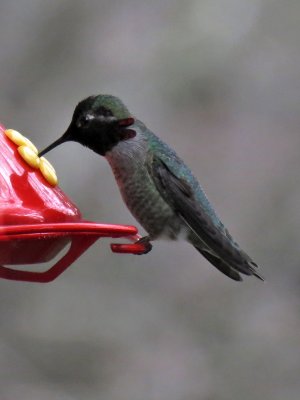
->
[134,236,152,254]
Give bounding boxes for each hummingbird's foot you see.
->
[135,236,153,254]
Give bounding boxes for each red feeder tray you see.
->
[0,124,147,283]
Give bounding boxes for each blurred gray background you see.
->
[0,1,300,399]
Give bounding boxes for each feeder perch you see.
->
[0,124,147,283]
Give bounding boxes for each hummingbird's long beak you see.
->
[38,128,72,157]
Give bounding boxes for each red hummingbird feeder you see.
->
[0,123,147,283]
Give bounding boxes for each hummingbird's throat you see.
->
[117,117,136,141]
[119,128,136,141]
[118,117,135,127]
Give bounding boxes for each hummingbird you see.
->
[39,95,263,281]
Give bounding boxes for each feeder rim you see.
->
[0,221,138,237]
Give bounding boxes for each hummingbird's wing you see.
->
[148,155,262,281]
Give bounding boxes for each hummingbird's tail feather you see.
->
[193,245,264,281]
[194,246,243,281]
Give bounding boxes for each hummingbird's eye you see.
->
[77,114,94,128]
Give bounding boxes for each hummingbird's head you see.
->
[39,95,136,157]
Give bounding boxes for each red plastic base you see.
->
[0,222,148,283]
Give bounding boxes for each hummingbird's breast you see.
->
[105,134,181,239]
